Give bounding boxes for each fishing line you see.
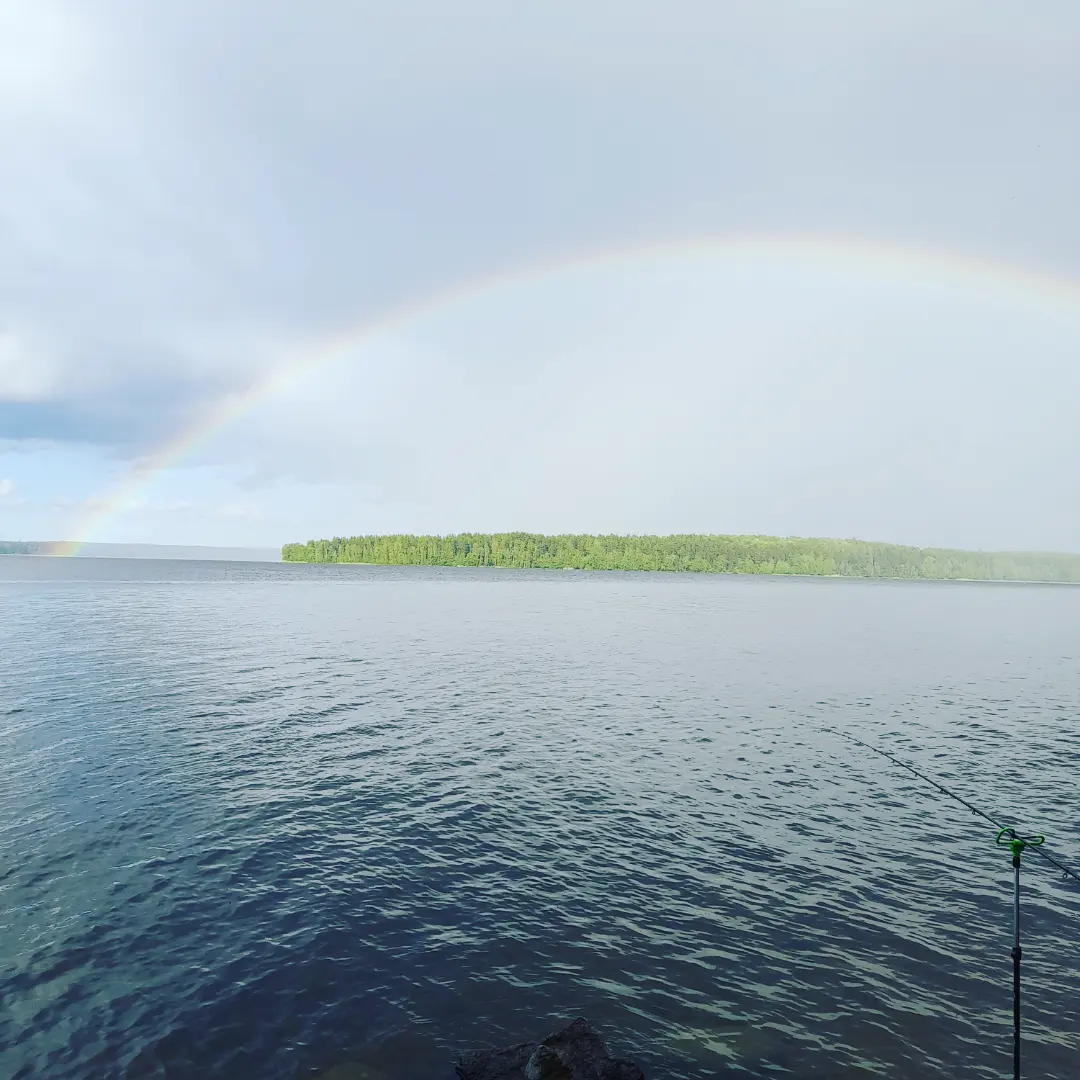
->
[827,727,1079,883]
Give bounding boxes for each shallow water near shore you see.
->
[2,558,1078,1079]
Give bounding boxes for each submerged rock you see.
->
[456,1018,644,1080]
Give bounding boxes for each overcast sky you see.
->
[2,0,1079,550]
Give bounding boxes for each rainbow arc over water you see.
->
[56,231,1080,554]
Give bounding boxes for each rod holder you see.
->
[995,828,1044,1080]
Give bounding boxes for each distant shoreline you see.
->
[280,532,1080,584]
[0,541,281,562]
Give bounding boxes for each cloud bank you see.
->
[2,1,1079,548]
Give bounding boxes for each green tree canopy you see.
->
[281,533,1080,582]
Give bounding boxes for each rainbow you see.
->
[58,230,1080,554]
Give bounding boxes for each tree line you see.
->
[0,542,41,555]
[281,533,1080,582]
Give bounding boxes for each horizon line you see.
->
[9,532,1080,558]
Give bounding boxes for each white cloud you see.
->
[0,1,96,113]
[0,477,15,497]
[0,331,57,401]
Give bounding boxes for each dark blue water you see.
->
[1,558,1078,1080]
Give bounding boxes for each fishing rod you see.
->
[829,728,1078,1080]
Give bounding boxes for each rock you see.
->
[456,1019,644,1080]
[524,1045,571,1080]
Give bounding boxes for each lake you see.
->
[1,558,1078,1079]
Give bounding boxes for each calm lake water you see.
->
[1,558,1078,1080]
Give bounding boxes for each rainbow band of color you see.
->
[58,231,1080,554]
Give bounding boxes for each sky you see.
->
[2,0,1079,551]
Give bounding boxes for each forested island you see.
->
[281,533,1080,582]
